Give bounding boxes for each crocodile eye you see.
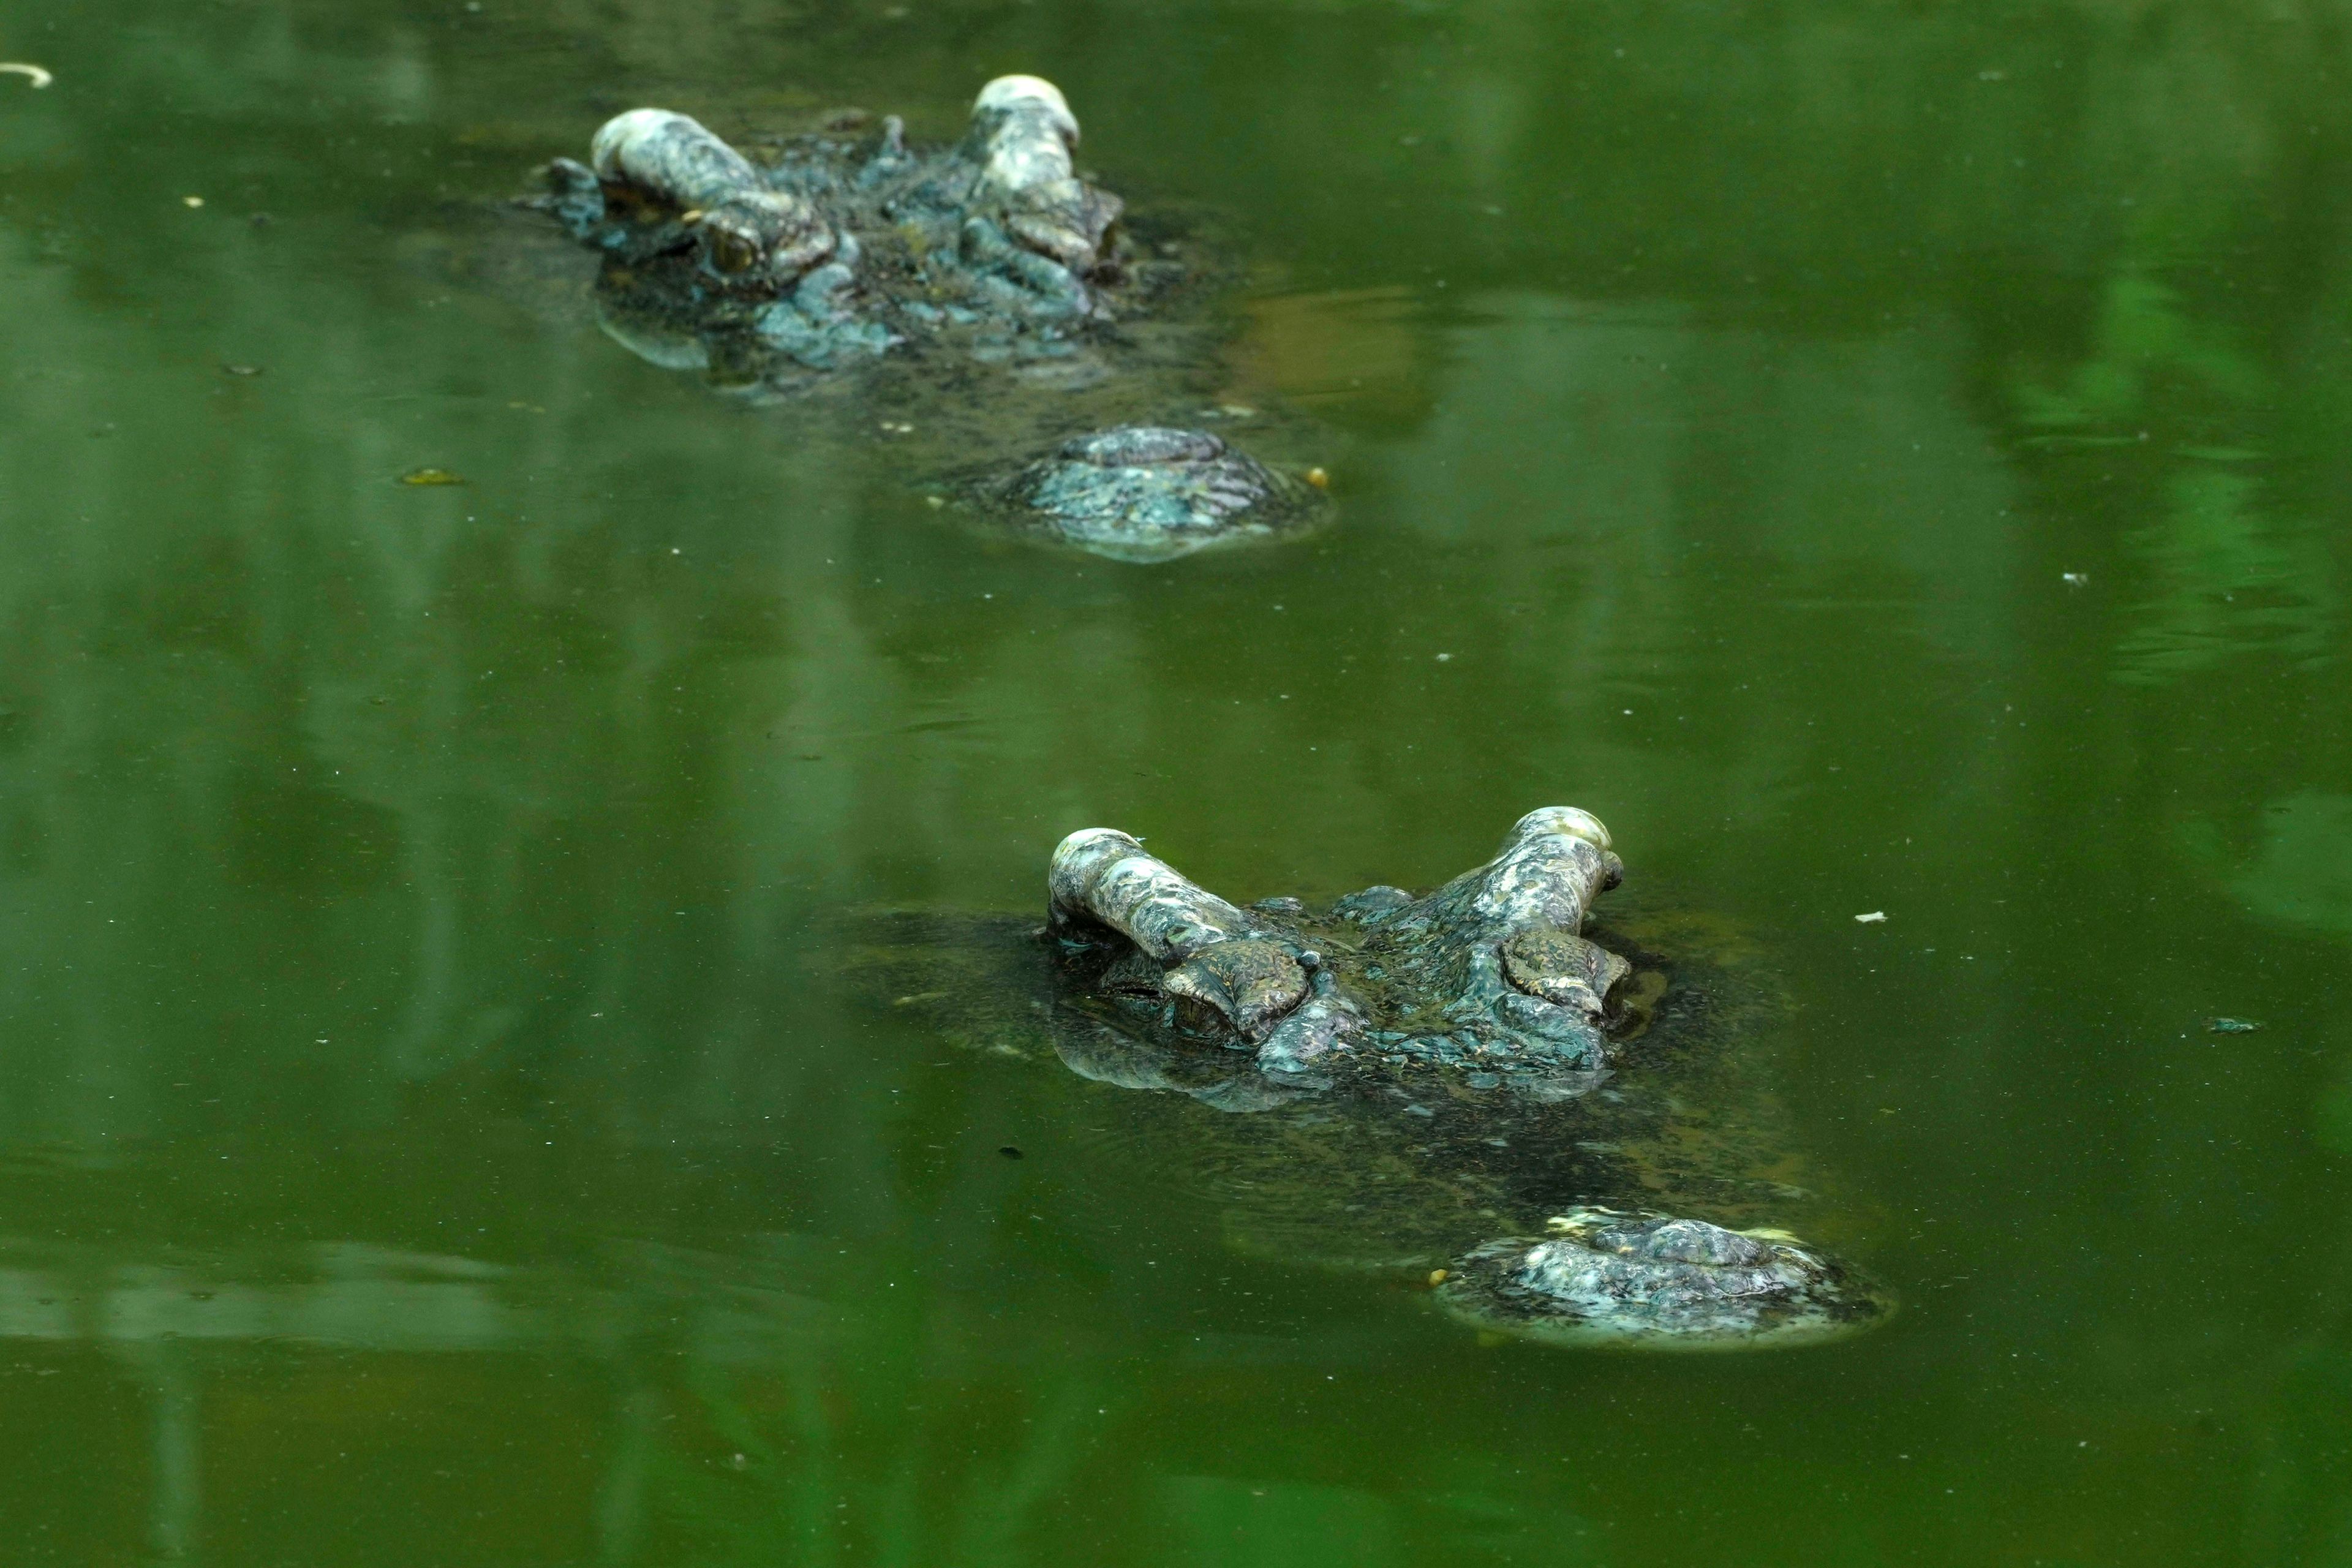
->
[707,228,760,275]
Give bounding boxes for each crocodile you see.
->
[845,808,1892,1351]
[529,76,1328,561]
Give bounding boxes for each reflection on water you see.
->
[2015,255,2340,685]
[3,0,2352,1562]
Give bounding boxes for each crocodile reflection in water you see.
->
[533,75,1327,562]
[851,809,1892,1351]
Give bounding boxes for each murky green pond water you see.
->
[5,0,2352,1561]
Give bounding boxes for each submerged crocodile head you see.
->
[539,75,1177,374]
[519,78,1329,563]
[848,809,1893,1351]
[1046,807,1638,1085]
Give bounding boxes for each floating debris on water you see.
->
[221,363,262,377]
[0,62,53,88]
[1427,1268,1450,1286]
[1855,911,1888,924]
[399,467,466,486]
[2206,1017,2264,1035]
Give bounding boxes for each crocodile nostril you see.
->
[1059,426,1226,466]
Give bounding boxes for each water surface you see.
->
[2,1,2350,1562]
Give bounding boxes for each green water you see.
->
[3,0,2351,1561]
